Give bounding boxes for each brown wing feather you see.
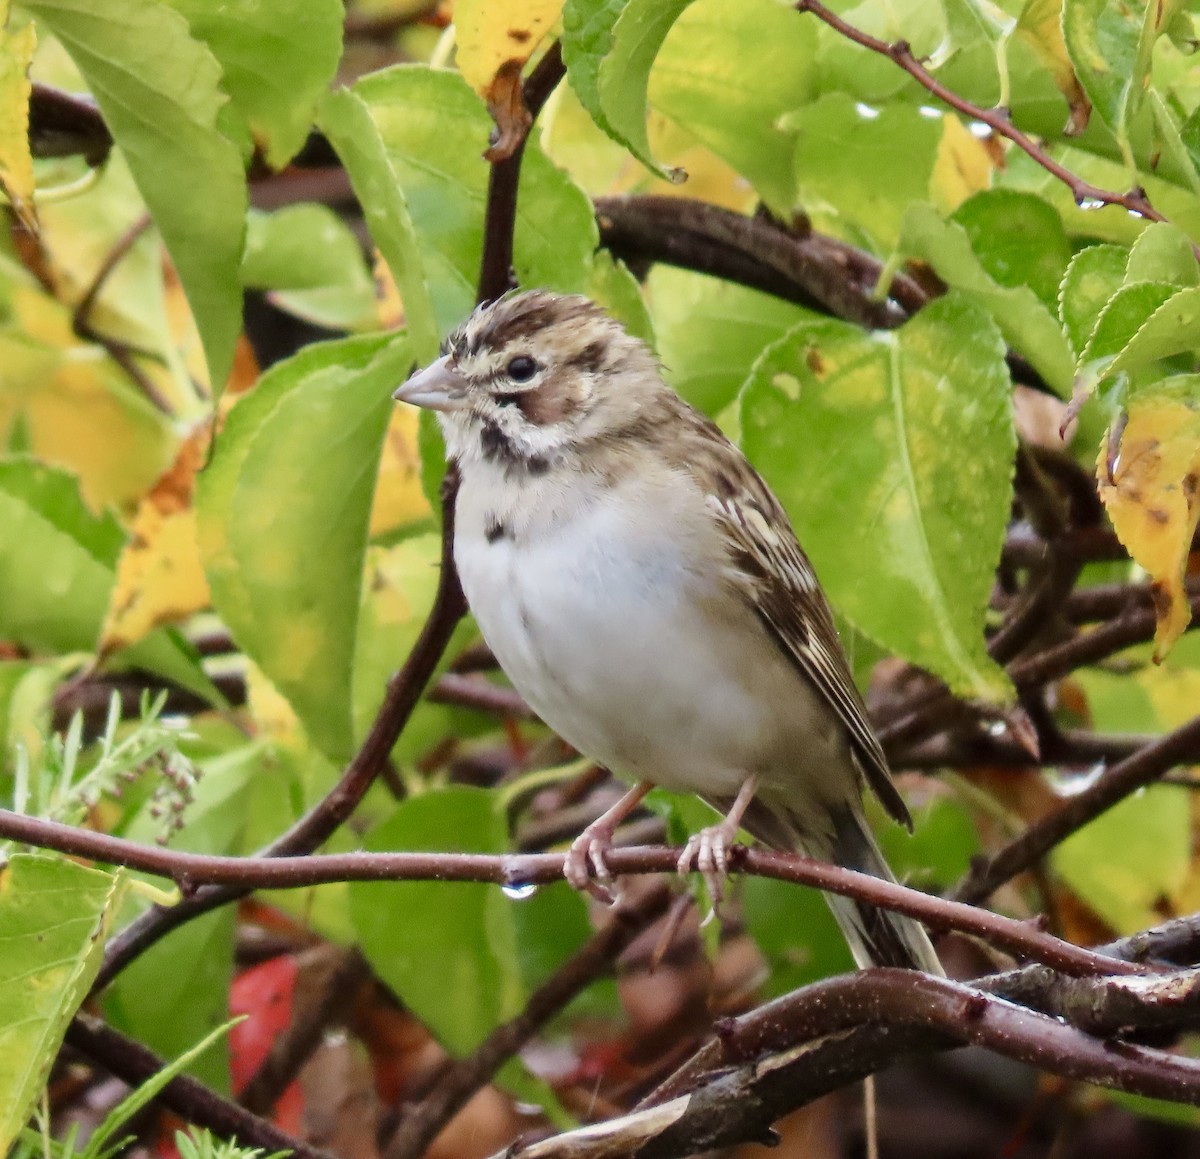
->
[656,402,911,829]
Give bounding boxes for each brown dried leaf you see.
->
[482,59,530,163]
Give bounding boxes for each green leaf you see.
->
[648,0,816,211]
[24,0,247,394]
[241,205,379,333]
[165,0,343,169]
[1062,0,1155,164]
[563,0,694,180]
[648,265,817,416]
[0,855,128,1153]
[197,333,408,761]
[1053,786,1190,933]
[899,202,1074,394]
[319,85,439,363]
[790,94,943,252]
[350,787,523,1055]
[1105,285,1200,384]
[1058,243,1127,358]
[740,295,1015,702]
[1123,221,1200,289]
[0,456,123,654]
[332,66,597,341]
[950,189,1072,310]
[1079,280,1178,368]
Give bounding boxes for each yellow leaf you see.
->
[930,114,994,213]
[454,0,562,96]
[0,5,36,232]
[99,429,210,653]
[1097,393,1200,661]
[370,403,432,539]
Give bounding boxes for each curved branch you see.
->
[504,970,1200,1159]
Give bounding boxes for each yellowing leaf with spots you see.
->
[99,428,210,654]
[0,4,35,232]
[1098,386,1200,662]
[454,0,562,96]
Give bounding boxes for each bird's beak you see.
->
[393,356,471,412]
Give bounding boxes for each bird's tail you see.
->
[817,804,943,974]
[735,796,944,974]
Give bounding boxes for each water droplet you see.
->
[986,720,1008,737]
[1076,196,1106,211]
[855,101,881,120]
[502,882,538,901]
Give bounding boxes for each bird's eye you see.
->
[507,355,538,382]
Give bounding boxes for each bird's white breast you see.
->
[453,461,842,799]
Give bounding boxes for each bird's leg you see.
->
[678,774,759,907]
[565,779,654,903]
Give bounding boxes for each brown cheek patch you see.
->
[518,381,581,426]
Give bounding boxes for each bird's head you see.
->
[394,290,661,470]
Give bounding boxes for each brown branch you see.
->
[383,885,673,1159]
[65,1012,337,1159]
[477,42,564,303]
[28,82,112,165]
[71,213,173,414]
[506,970,1200,1159]
[0,809,1157,978]
[595,195,922,327]
[792,0,1180,238]
[954,712,1200,904]
[427,672,535,719]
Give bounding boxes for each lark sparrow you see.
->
[395,290,941,973]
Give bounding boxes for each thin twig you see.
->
[953,712,1200,904]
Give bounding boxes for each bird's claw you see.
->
[565,826,621,905]
[677,822,738,917]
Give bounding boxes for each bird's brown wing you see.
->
[680,425,911,829]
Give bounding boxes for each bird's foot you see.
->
[565,822,622,904]
[562,780,654,905]
[677,820,739,912]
